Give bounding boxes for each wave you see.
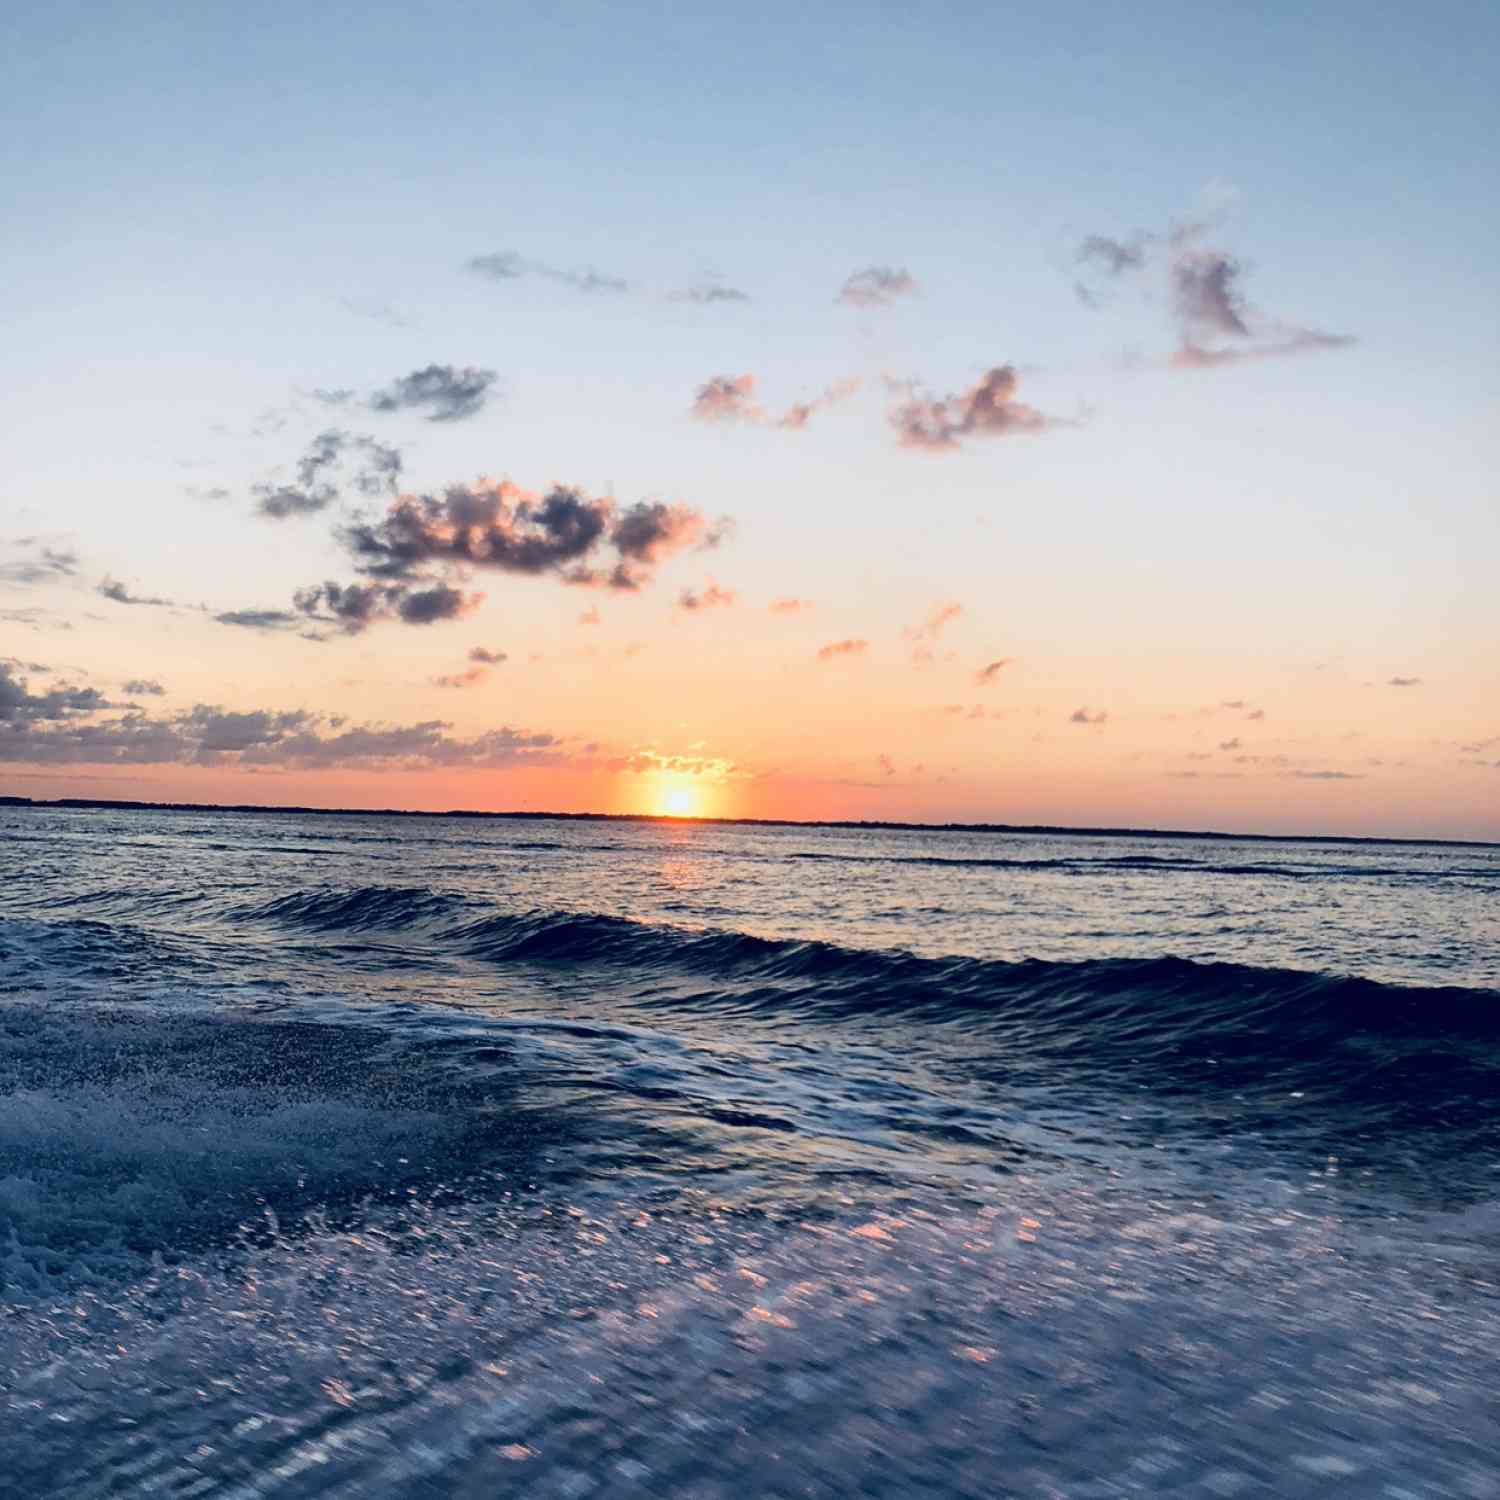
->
[228,884,1500,1036]
[790,849,1500,880]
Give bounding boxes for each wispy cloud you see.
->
[904,601,963,665]
[890,366,1062,452]
[836,266,918,308]
[98,577,175,608]
[677,581,736,612]
[974,658,1012,685]
[292,580,483,634]
[1069,707,1107,725]
[469,646,506,665]
[0,541,79,587]
[366,365,499,423]
[817,638,868,661]
[690,373,859,430]
[769,597,813,614]
[1387,675,1422,688]
[123,678,166,697]
[254,430,403,519]
[468,250,630,295]
[466,251,747,305]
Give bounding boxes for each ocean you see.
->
[2,804,1498,1497]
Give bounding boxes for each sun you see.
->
[657,782,700,818]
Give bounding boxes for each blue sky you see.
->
[2,1,1497,835]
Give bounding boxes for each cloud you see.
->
[1069,707,1107,724]
[1077,234,1147,276]
[1076,219,1355,369]
[1170,328,1356,369]
[1173,249,1251,339]
[433,665,489,689]
[691,374,763,424]
[817,638,868,661]
[1287,769,1364,780]
[975,659,1012,685]
[0,662,110,723]
[0,541,79,586]
[905,601,963,665]
[1219,737,1242,751]
[690,372,858,430]
[291,579,482,634]
[677,581,736,612]
[836,266,918,308]
[123,679,166,696]
[367,365,498,423]
[1167,238,1354,369]
[671,284,750,304]
[578,606,601,626]
[769,597,812,614]
[214,608,303,631]
[467,251,630,296]
[0,693,565,770]
[468,251,747,306]
[254,430,403,519]
[98,577,175,608]
[890,365,1060,452]
[1247,708,1266,720]
[329,480,720,608]
[469,646,506,665]
[1387,676,1422,688]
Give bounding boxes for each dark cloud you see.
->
[123,678,166,697]
[1287,769,1364,780]
[330,480,718,606]
[975,659,1012,685]
[677,582,736,612]
[0,542,79,586]
[1069,707,1107,725]
[0,662,109,723]
[0,690,564,770]
[836,266,918,308]
[1219,737,1242,751]
[255,430,403,519]
[397,583,478,625]
[98,577,175,608]
[469,646,506,665]
[467,251,630,296]
[290,580,481,635]
[368,365,498,423]
[891,366,1059,452]
[214,608,302,630]
[817,638,868,661]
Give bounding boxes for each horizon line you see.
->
[2,793,1496,851]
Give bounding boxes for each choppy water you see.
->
[2,806,1498,1497]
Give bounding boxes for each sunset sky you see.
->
[3,1,1497,839]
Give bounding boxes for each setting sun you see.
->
[656,780,702,818]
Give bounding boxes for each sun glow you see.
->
[656,779,702,818]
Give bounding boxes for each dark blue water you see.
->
[3,806,1498,1497]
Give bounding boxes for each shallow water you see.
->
[3,807,1498,1495]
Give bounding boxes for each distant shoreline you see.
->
[2,793,1495,851]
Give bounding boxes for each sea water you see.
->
[2,806,1498,1496]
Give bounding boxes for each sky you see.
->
[2,0,1497,838]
